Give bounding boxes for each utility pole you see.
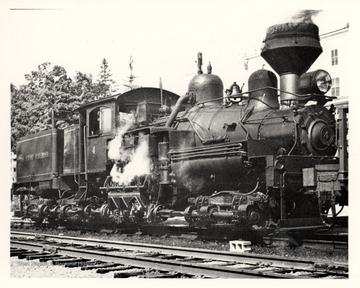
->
[51,108,55,129]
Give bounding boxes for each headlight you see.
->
[299,69,332,95]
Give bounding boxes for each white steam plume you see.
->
[110,139,150,185]
[108,112,150,185]
[107,113,135,161]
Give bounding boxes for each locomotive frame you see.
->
[12,22,348,236]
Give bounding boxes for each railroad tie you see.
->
[26,253,52,260]
[96,265,132,274]
[38,255,66,262]
[64,259,92,267]
[17,251,43,259]
[81,262,119,270]
[139,272,184,278]
[69,260,103,269]
[10,249,28,257]
[114,268,150,278]
[51,257,80,265]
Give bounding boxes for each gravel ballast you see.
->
[10,257,113,278]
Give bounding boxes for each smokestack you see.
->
[261,22,322,108]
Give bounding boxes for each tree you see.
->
[11,83,30,151]
[94,58,117,98]
[22,62,76,130]
[10,63,97,151]
[71,71,98,103]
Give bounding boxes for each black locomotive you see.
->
[13,22,348,234]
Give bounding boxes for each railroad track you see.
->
[262,236,348,250]
[10,231,348,278]
[11,217,348,250]
[10,218,35,228]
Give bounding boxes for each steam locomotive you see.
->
[13,22,348,234]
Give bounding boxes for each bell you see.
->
[230,82,242,97]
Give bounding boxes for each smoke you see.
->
[290,10,321,23]
[110,139,150,185]
[107,112,151,185]
[107,113,135,160]
[108,127,131,161]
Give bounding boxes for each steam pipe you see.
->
[279,74,299,108]
[165,91,194,127]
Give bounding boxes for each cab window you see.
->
[89,106,112,136]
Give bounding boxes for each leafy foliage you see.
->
[11,64,90,151]
[11,60,118,151]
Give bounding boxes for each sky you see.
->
[2,0,352,96]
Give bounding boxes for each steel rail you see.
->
[11,231,348,275]
[263,237,348,249]
[11,239,284,278]
[10,224,348,250]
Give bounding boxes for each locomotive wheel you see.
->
[146,205,167,223]
[153,205,168,222]
[83,204,93,218]
[59,204,71,218]
[247,206,263,226]
[184,205,195,223]
[130,207,145,223]
[100,204,110,217]
[26,204,44,225]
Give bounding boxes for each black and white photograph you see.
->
[2,0,357,284]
